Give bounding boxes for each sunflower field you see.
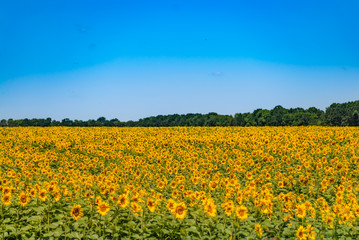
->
[1,126,359,239]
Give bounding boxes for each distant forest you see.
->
[2,100,359,127]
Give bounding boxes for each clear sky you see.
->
[1,0,359,121]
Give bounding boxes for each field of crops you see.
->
[1,127,359,239]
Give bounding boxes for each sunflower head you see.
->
[225,204,234,216]
[71,204,84,220]
[18,192,30,207]
[117,194,129,208]
[1,194,11,206]
[174,202,187,219]
[54,192,61,202]
[29,189,37,198]
[204,201,217,217]
[166,199,176,213]
[235,205,248,220]
[2,187,11,195]
[306,224,316,239]
[131,202,143,217]
[39,189,47,202]
[296,204,306,219]
[97,201,110,216]
[146,198,156,213]
[254,224,263,237]
[296,225,307,240]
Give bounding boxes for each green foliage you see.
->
[325,100,359,126]
[2,100,359,127]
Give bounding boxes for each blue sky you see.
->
[1,0,359,121]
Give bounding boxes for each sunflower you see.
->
[97,201,110,216]
[47,185,55,193]
[296,204,306,219]
[235,205,248,220]
[54,192,61,202]
[325,215,334,228]
[1,194,11,206]
[39,189,47,202]
[254,224,263,237]
[29,188,37,198]
[146,198,156,213]
[71,204,84,220]
[95,196,102,205]
[131,202,143,216]
[308,207,316,218]
[222,200,234,216]
[209,181,217,191]
[174,202,187,219]
[117,194,129,208]
[18,192,30,207]
[170,181,177,189]
[306,224,316,240]
[296,225,307,240]
[204,201,217,217]
[2,186,12,196]
[167,199,176,214]
[157,181,165,190]
[131,194,143,203]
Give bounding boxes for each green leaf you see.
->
[43,232,54,237]
[187,226,199,234]
[127,221,136,229]
[54,214,65,220]
[86,233,100,239]
[180,228,188,236]
[3,218,11,223]
[26,216,42,222]
[20,225,33,232]
[224,228,232,235]
[33,206,45,212]
[72,232,84,239]
[52,229,63,237]
[5,225,16,232]
[47,222,60,229]
[131,234,142,239]
[217,223,225,231]
[185,219,196,225]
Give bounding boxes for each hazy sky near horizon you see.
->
[1,0,359,121]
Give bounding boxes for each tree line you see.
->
[1,100,359,127]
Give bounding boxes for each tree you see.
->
[350,110,359,126]
[268,105,287,126]
[0,119,7,127]
[97,117,107,126]
[61,118,73,126]
[234,113,246,126]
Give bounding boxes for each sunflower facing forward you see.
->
[235,205,248,220]
[174,202,187,219]
[18,192,30,207]
[1,194,11,206]
[71,204,83,220]
[117,194,129,208]
[39,189,47,202]
[97,200,110,216]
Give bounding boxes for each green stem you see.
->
[141,210,145,239]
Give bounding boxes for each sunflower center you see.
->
[74,209,80,216]
[100,205,107,211]
[176,206,184,215]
